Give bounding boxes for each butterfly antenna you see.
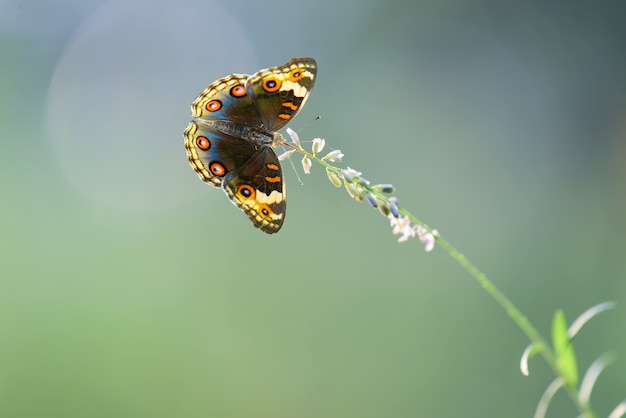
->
[297,115,321,131]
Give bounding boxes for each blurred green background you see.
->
[2,0,626,417]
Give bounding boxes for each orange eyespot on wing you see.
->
[262,77,281,92]
[209,162,226,177]
[289,68,305,81]
[230,85,246,97]
[206,100,222,112]
[237,184,256,199]
[196,136,211,150]
[258,204,274,220]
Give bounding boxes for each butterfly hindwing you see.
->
[223,147,286,233]
[185,121,259,188]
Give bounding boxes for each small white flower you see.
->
[340,167,362,182]
[312,137,326,154]
[388,214,415,242]
[416,225,436,252]
[322,149,344,162]
[344,167,362,177]
[277,149,295,161]
[388,214,436,251]
[302,156,312,174]
[285,127,301,147]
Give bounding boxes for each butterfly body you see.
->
[184,58,317,233]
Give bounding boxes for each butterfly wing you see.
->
[222,146,286,233]
[189,73,263,127]
[246,57,317,131]
[184,72,286,233]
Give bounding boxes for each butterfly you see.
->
[184,57,317,234]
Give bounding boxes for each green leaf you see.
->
[552,309,579,387]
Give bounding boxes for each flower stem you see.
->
[288,136,596,417]
[417,222,595,417]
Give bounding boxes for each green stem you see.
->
[403,218,595,417]
[295,143,596,417]
[432,232,553,361]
